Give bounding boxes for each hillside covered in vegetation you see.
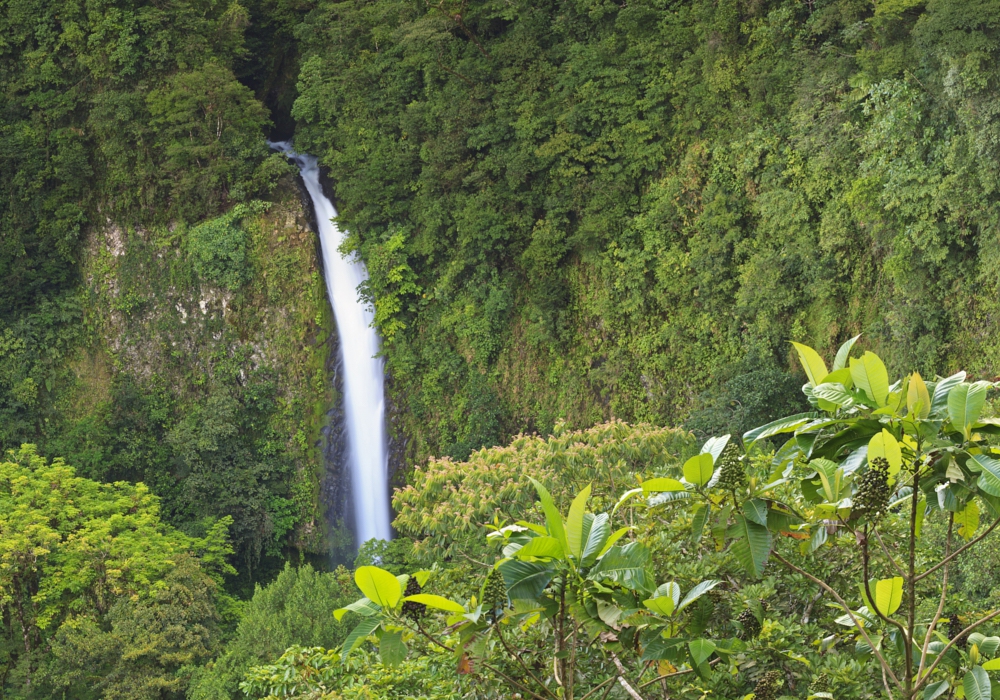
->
[5,0,1000,697]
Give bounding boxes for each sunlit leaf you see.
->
[354,566,401,609]
[791,342,829,386]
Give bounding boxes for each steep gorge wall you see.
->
[55,177,354,577]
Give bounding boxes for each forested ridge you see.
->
[5,0,1000,697]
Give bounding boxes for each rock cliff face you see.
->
[63,174,357,575]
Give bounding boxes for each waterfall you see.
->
[270,141,392,545]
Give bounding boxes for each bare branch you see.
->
[771,550,903,692]
[918,514,952,679]
[916,514,1000,582]
[915,608,1000,693]
[495,623,558,698]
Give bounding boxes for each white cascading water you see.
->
[270,141,392,544]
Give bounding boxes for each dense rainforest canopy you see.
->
[5,0,1000,697]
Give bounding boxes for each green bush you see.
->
[188,564,357,700]
[187,201,271,290]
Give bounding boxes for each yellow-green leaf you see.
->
[874,577,904,616]
[850,352,889,406]
[643,596,675,616]
[566,484,591,558]
[792,342,829,387]
[403,594,466,613]
[907,372,931,419]
[868,429,902,479]
[684,453,714,487]
[355,566,402,609]
[642,477,686,495]
[956,500,980,540]
[515,536,564,560]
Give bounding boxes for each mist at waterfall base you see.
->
[270,141,393,547]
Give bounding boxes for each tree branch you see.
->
[771,550,903,692]
[495,622,557,698]
[862,528,909,644]
[918,514,952,680]
[414,621,454,652]
[872,528,908,579]
[916,514,1000,581]
[914,608,1000,693]
[482,661,553,700]
[611,653,646,700]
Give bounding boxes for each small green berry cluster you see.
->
[401,577,426,621]
[854,457,891,520]
[754,670,783,700]
[482,568,508,624]
[737,608,761,640]
[716,443,747,492]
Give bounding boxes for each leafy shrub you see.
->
[392,421,696,560]
[187,201,271,290]
[188,564,357,700]
[240,646,465,699]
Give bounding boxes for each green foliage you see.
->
[188,202,271,290]
[392,421,696,560]
[188,564,358,700]
[240,646,464,699]
[0,445,234,698]
[664,339,1000,699]
[285,0,1000,463]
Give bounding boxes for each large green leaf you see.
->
[498,559,555,600]
[743,412,815,443]
[964,666,991,700]
[743,498,769,527]
[932,371,967,416]
[642,477,685,494]
[334,597,380,621]
[833,335,860,371]
[875,577,904,615]
[792,342,828,386]
[515,536,565,560]
[355,566,401,609]
[956,500,980,540]
[529,477,568,554]
[726,515,772,578]
[403,594,466,613]
[702,434,731,463]
[908,371,931,418]
[689,639,716,666]
[566,484,591,558]
[684,453,714,486]
[379,629,408,667]
[949,382,989,439]
[341,617,381,657]
[924,680,949,700]
[678,580,722,612]
[812,382,854,407]
[850,352,889,406]
[589,542,652,591]
[643,596,675,616]
[868,429,902,478]
[581,513,610,564]
[973,454,1000,497]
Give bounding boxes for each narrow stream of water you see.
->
[270,141,392,545]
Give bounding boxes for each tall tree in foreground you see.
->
[667,338,1000,700]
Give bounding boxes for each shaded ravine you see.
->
[271,141,393,545]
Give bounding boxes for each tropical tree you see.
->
[0,445,234,697]
[328,479,722,700]
[658,338,1000,700]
